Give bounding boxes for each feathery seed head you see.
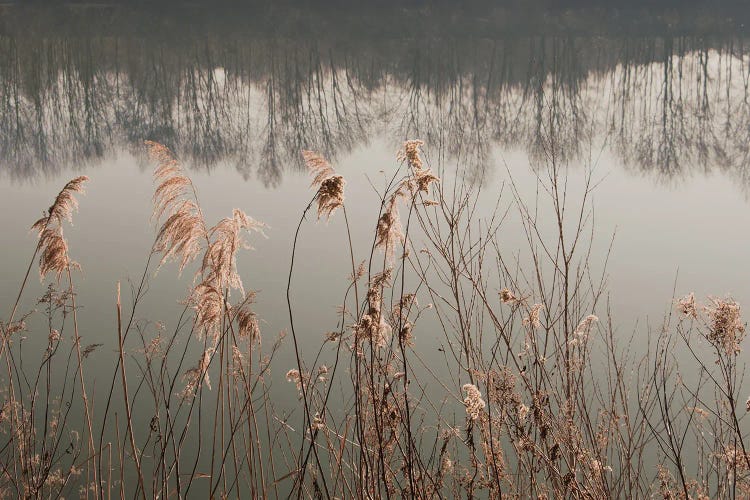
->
[677,292,698,319]
[462,383,486,421]
[236,302,261,344]
[316,175,346,220]
[147,141,206,275]
[704,297,745,355]
[499,288,518,305]
[32,176,88,282]
[570,315,599,346]
[201,209,265,298]
[375,209,404,260]
[303,151,346,220]
[518,403,530,423]
[523,303,545,329]
[192,283,224,343]
[398,140,425,171]
[302,151,336,188]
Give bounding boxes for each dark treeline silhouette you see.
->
[10,0,750,11]
[1,5,750,189]
[2,2,750,38]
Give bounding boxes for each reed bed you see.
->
[0,140,748,499]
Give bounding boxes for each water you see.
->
[2,4,750,496]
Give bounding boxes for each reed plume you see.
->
[677,293,746,355]
[677,292,698,318]
[191,209,264,342]
[499,287,518,304]
[179,347,214,400]
[523,303,544,329]
[375,190,405,260]
[31,176,88,281]
[302,150,346,220]
[569,314,599,346]
[192,283,224,342]
[397,140,425,171]
[462,383,486,421]
[705,297,745,355]
[234,294,261,343]
[145,141,266,417]
[397,140,440,194]
[147,140,206,274]
[374,140,439,260]
[200,209,264,298]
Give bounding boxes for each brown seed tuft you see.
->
[32,176,89,282]
[302,151,346,220]
[147,141,207,274]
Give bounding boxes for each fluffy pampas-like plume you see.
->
[201,209,265,298]
[302,150,346,220]
[31,176,89,281]
[146,140,207,274]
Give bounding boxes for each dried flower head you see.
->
[192,283,223,342]
[316,175,346,220]
[36,228,70,282]
[677,293,698,319]
[570,315,599,346]
[397,140,425,171]
[518,403,530,423]
[236,303,260,344]
[399,322,414,347]
[349,260,367,283]
[354,314,392,348]
[375,196,405,260]
[499,288,519,305]
[324,331,340,342]
[440,455,453,473]
[179,348,214,399]
[302,151,335,187]
[716,445,750,473]
[286,369,307,393]
[201,209,265,297]
[31,176,89,282]
[311,413,325,431]
[523,303,545,329]
[32,176,88,230]
[412,169,440,194]
[231,345,245,371]
[147,141,206,274]
[48,329,61,344]
[704,297,745,355]
[462,383,486,421]
[303,150,346,220]
[81,343,102,358]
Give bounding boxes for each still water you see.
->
[1,5,749,496]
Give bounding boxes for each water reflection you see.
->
[1,11,749,188]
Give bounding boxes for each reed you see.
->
[0,140,748,499]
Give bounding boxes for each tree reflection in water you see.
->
[0,6,749,191]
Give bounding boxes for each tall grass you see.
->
[0,140,748,498]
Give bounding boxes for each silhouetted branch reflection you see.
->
[1,24,749,189]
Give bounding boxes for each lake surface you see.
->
[2,4,750,496]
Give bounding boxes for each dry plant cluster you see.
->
[0,139,748,499]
